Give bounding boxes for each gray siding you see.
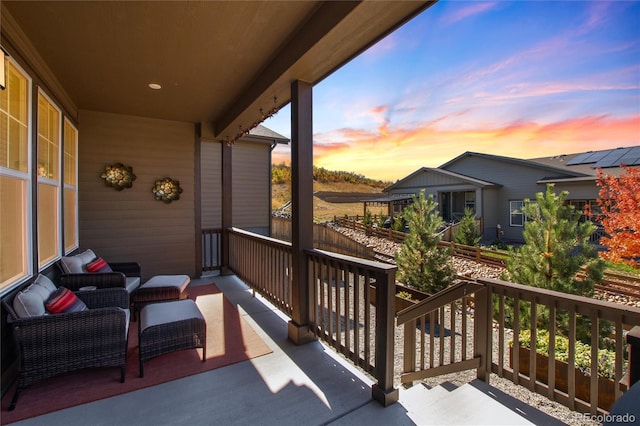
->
[201,141,222,229]
[232,140,271,234]
[444,156,583,242]
[480,188,501,242]
[78,110,196,280]
[553,181,599,200]
[399,170,465,189]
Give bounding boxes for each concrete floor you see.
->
[5,275,563,426]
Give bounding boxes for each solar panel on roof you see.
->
[566,152,595,165]
[584,150,610,163]
[565,147,640,168]
[617,147,640,167]
[594,148,629,168]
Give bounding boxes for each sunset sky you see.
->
[265,1,640,182]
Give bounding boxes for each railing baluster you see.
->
[353,268,361,365]
[404,319,416,376]
[344,266,351,355]
[420,314,426,370]
[316,258,329,339]
[568,305,576,411]
[614,320,623,400]
[439,306,445,367]
[364,270,371,368]
[590,310,599,415]
[462,296,468,362]
[529,298,537,392]
[548,302,556,401]
[429,311,435,369]
[450,302,456,364]
[512,293,520,386]
[497,291,504,376]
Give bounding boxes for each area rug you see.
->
[1,284,272,424]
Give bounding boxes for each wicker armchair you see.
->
[3,287,130,410]
[58,249,141,294]
[59,264,141,292]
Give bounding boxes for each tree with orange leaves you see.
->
[594,166,640,268]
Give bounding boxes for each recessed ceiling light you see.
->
[148,83,162,90]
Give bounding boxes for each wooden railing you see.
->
[202,228,223,273]
[305,248,398,405]
[271,217,377,260]
[479,278,640,415]
[228,227,293,315]
[397,280,486,384]
[227,228,398,404]
[398,277,640,415]
[440,241,508,268]
[332,216,408,243]
[331,217,502,265]
[227,226,640,413]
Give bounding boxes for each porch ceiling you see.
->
[2,0,434,142]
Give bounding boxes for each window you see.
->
[0,61,31,290]
[37,92,61,267]
[464,191,476,211]
[63,119,78,253]
[0,59,77,294]
[510,200,524,227]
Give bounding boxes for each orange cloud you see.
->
[273,114,640,181]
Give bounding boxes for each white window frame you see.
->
[63,117,79,254]
[0,58,33,295]
[36,89,63,269]
[510,200,524,227]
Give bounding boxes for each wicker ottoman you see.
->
[132,275,190,318]
[138,299,206,377]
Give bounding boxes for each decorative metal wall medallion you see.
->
[100,163,136,191]
[152,177,183,203]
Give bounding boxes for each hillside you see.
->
[272,165,390,222]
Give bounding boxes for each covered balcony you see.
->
[1,1,639,424]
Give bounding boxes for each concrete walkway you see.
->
[6,275,563,426]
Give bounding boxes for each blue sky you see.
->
[266,1,640,181]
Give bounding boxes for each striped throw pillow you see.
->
[45,287,88,314]
[85,257,112,273]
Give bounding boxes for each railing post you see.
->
[474,286,492,383]
[221,141,233,275]
[288,79,315,345]
[628,326,640,387]
[372,267,398,406]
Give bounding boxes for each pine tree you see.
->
[501,184,607,344]
[503,184,604,296]
[454,208,481,246]
[395,190,455,294]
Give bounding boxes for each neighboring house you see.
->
[201,125,289,237]
[383,146,640,243]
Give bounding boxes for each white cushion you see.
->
[12,274,59,318]
[126,277,141,293]
[141,275,190,291]
[13,284,47,318]
[60,249,96,273]
[34,274,57,295]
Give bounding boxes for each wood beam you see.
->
[221,141,232,275]
[288,80,315,344]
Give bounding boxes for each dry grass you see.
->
[273,182,385,222]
